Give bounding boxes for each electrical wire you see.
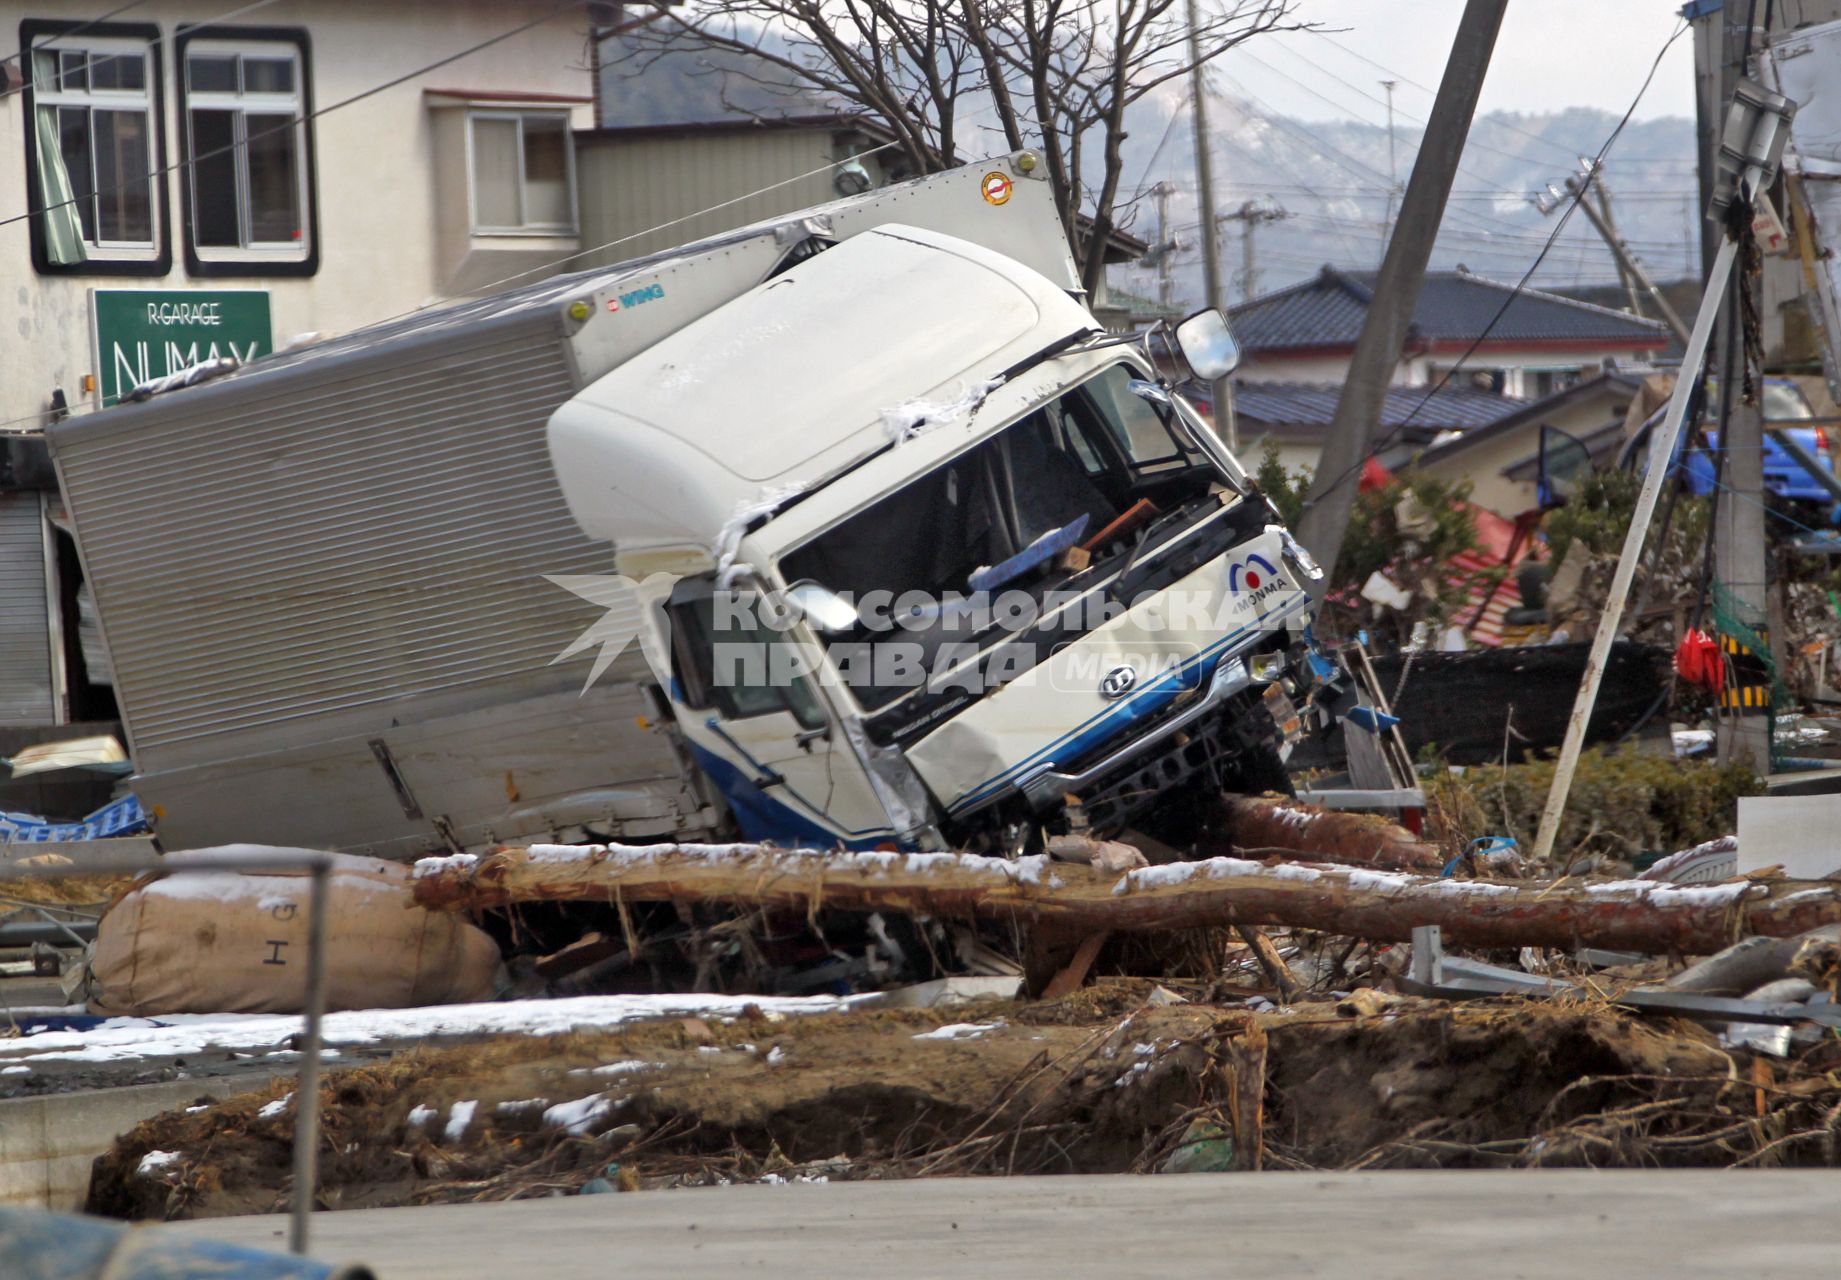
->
[0,141,908,437]
[1299,19,1692,518]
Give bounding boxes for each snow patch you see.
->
[0,992,863,1069]
[543,1093,614,1136]
[913,1022,1000,1042]
[444,1099,478,1143]
[256,1092,293,1120]
[137,1150,181,1177]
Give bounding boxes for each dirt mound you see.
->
[87,985,1841,1222]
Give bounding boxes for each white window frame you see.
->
[29,33,160,260]
[465,109,578,237]
[182,37,312,263]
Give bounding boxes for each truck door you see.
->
[663,577,895,847]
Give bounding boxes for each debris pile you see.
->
[85,975,1841,1222]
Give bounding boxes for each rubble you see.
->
[78,979,1841,1222]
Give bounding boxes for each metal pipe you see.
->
[0,919,96,948]
[1530,235,1740,865]
[290,859,329,1256]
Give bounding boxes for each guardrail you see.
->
[0,848,331,1256]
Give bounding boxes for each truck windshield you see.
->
[780,363,1219,709]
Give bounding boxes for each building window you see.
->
[24,32,161,269]
[177,31,317,275]
[468,111,575,234]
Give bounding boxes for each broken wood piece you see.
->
[1039,931,1111,1001]
[1234,925,1299,1001]
[412,842,1841,956]
[533,930,623,980]
[1205,794,1444,874]
[1227,1018,1267,1172]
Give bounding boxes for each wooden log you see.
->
[409,843,1841,956]
[1205,794,1444,874]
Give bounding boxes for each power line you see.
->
[0,143,910,437]
[1300,19,1692,516]
[1303,29,1584,164]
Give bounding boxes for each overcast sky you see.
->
[1222,1,1696,125]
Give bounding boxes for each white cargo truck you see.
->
[49,152,1355,859]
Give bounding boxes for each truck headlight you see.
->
[1249,651,1287,683]
[1270,525,1323,581]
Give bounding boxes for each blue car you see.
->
[1618,378,1838,511]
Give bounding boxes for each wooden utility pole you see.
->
[1560,171,1692,344]
[1293,0,1509,576]
[1592,173,1645,317]
[1186,0,1236,451]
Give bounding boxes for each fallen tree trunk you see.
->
[1204,794,1444,874]
[411,844,1841,955]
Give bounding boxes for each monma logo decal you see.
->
[1226,553,1279,594]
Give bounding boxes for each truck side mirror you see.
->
[1174,309,1241,381]
[783,581,858,634]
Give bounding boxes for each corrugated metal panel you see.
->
[54,323,642,764]
[0,493,53,726]
[577,129,850,266]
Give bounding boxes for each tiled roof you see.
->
[1232,380,1527,432]
[1228,266,1671,354]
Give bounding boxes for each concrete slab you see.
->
[0,1077,243,1210]
[161,1169,1841,1279]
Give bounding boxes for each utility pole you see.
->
[1540,168,1692,345]
[1152,182,1177,308]
[1185,0,1236,450]
[1713,3,1773,771]
[1529,74,1794,863]
[1219,200,1291,302]
[1592,171,1645,317]
[1293,0,1509,575]
[1381,79,1400,256]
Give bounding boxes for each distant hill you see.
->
[596,33,1702,308]
[1110,84,1701,307]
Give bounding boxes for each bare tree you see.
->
[611,1,1304,293]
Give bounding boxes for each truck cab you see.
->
[551,223,1339,852]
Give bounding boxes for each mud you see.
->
[86,982,1841,1222]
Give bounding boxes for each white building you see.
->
[0,0,594,731]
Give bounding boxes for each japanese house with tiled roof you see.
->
[1227,265,1671,399]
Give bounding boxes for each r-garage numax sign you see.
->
[91,289,273,407]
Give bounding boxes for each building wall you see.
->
[0,0,592,432]
[575,125,893,267]
[1410,385,1636,517]
[1237,346,1653,397]
[0,0,589,727]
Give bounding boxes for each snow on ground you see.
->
[444,1100,477,1143]
[912,1022,1000,1041]
[0,992,871,1068]
[542,1093,614,1136]
[256,1092,293,1120]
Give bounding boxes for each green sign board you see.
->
[92,289,273,407]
